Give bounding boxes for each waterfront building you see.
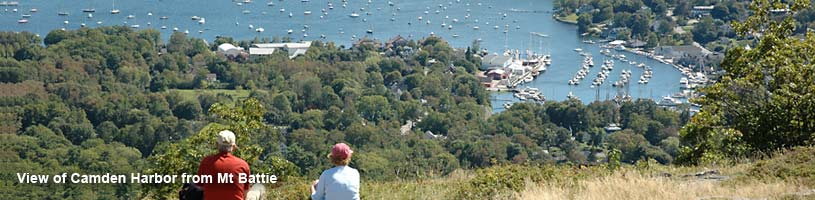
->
[480,54,512,70]
[217,43,245,58]
[250,41,312,59]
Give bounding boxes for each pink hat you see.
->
[330,143,354,160]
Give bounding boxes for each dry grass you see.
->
[519,168,814,200]
[361,170,474,200]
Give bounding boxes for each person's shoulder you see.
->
[232,156,250,167]
[345,166,360,175]
[201,154,217,163]
[320,166,341,176]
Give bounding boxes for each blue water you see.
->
[0,0,682,112]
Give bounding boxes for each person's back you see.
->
[312,166,360,200]
[198,152,251,200]
[197,130,251,200]
[311,143,360,200]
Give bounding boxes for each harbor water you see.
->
[0,0,683,112]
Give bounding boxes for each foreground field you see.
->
[267,147,815,200]
[520,167,814,200]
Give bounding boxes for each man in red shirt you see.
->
[197,130,251,200]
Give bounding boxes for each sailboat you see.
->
[57,3,70,16]
[83,0,96,13]
[110,0,120,14]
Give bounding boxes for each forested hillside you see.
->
[0,26,690,198]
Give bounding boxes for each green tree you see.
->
[679,0,815,164]
[578,13,594,33]
[172,100,202,120]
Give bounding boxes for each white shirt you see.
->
[311,166,360,200]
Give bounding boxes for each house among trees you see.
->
[655,42,722,69]
[477,69,509,88]
[217,43,245,58]
[353,38,382,49]
[691,5,714,17]
[205,73,218,83]
[385,35,408,49]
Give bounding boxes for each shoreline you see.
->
[552,14,578,25]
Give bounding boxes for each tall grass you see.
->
[519,169,812,200]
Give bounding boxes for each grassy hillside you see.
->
[266,146,815,200]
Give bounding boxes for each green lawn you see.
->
[556,13,579,24]
[168,89,253,102]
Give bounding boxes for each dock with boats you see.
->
[479,49,551,92]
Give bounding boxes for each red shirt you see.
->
[197,152,251,200]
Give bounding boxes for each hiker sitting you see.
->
[310,143,360,200]
[197,130,252,200]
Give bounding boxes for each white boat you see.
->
[82,8,96,13]
[523,76,534,83]
[657,96,682,106]
[349,12,360,18]
[567,92,580,101]
[130,24,139,28]
[304,10,312,15]
[110,0,119,14]
[255,27,264,32]
[127,14,135,19]
[574,48,583,52]
[58,11,70,16]
[160,16,168,20]
[198,18,206,24]
[17,19,28,23]
[287,29,293,34]
[191,16,200,20]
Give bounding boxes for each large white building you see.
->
[249,41,313,59]
[217,43,244,57]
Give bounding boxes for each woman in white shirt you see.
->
[310,143,360,200]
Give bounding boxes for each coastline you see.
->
[553,14,578,25]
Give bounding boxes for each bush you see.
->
[454,165,559,199]
[749,146,815,186]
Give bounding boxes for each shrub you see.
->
[454,165,559,199]
[749,146,815,186]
